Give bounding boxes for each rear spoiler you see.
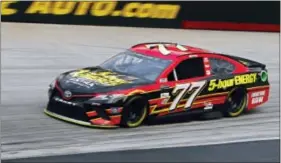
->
[221,54,266,69]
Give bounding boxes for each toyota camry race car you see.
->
[45,42,270,128]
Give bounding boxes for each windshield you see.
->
[99,50,172,81]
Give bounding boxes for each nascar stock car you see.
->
[45,42,270,128]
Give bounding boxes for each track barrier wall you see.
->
[1,1,280,32]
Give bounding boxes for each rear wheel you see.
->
[224,88,247,117]
[120,96,148,128]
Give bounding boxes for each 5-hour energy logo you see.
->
[208,73,257,91]
[2,1,180,19]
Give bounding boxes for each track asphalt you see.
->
[3,139,280,162]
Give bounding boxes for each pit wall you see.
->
[1,1,280,32]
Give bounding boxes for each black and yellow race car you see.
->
[45,43,270,128]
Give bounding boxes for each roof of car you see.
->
[130,42,214,60]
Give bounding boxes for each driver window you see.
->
[168,57,205,81]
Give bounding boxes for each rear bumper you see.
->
[247,85,270,110]
[45,97,123,128]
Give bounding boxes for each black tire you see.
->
[120,96,148,128]
[224,87,247,117]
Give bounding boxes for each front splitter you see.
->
[44,108,118,129]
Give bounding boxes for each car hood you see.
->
[57,66,152,94]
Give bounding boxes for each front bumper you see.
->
[45,97,123,128]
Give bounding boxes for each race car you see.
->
[45,42,270,128]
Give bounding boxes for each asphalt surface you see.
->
[3,139,280,162]
[1,22,280,160]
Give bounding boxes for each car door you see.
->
[159,57,209,113]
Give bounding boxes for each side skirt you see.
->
[150,103,226,120]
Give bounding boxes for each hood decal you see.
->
[58,67,150,94]
[68,69,135,87]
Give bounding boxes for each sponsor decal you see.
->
[159,78,168,83]
[251,90,265,104]
[208,73,257,91]
[160,92,170,98]
[66,77,97,88]
[54,97,77,106]
[110,107,122,114]
[203,101,213,110]
[70,69,131,86]
[2,1,180,19]
[160,92,170,105]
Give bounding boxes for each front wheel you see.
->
[120,96,148,128]
[224,88,247,117]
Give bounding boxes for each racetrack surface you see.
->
[4,139,280,162]
[1,23,280,160]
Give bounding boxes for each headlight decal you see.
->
[90,94,126,103]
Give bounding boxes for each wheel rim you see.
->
[128,108,142,123]
[127,101,147,127]
[228,90,246,116]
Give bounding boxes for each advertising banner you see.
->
[1,1,182,28]
[2,1,279,32]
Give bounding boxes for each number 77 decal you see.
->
[145,43,188,55]
[169,80,207,111]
